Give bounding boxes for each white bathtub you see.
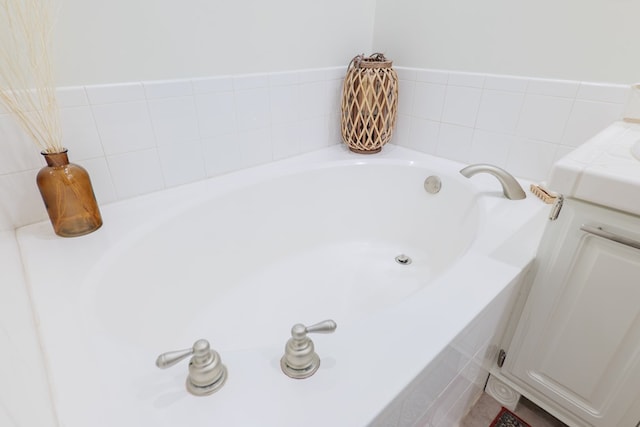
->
[17,145,547,427]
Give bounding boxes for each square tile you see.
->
[202,134,242,176]
[272,122,302,160]
[516,95,574,142]
[238,128,272,167]
[79,157,117,205]
[58,106,103,160]
[147,96,200,145]
[436,123,473,163]
[235,88,270,131]
[561,100,624,147]
[299,117,329,152]
[0,115,43,174]
[470,130,513,167]
[408,117,440,154]
[413,82,446,121]
[91,102,156,155]
[270,85,300,124]
[442,86,482,127]
[107,149,164,199]
[158,142,206,187]
[195,91,237,137]
[475,90,524,133]
[506,138,557,181]
[299,81,329,120]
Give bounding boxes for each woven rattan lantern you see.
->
[341,53,398,154]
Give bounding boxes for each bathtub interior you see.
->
[16,146,547,427]
[80,163,482,354]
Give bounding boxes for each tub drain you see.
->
[395,254,412,265]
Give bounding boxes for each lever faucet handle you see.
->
[304,319,337,335]
[156,347,194,369]
[155,339,227,396]
[281,319,337,379]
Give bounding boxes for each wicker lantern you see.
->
[341,53,398,154]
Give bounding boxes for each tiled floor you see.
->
[460,393,568,427]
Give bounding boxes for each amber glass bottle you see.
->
[36,150,103,237]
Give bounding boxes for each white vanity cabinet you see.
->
[500,198,640,427]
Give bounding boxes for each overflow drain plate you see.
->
[395,254,412,265]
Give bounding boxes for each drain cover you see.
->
[395,254,412,265]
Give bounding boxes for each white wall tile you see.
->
[148,96,199,145]
[576,82,630,104]
[391,114,411,148]
[506,138,557,181]
[195,91,236,137]
[299,81,330,120]
[192,76,234,94]
[235,88,271,131]
[0,115,43,174]
[448,72,485,88]
[475,90,524,133]
[269,85,300,124]
[561,100,624,147]
[158,142,206,187]
[91,102,156,155]
[470,130,512,167]
[394,67,417,81]
[238,128,273,167]
[397,79,416,117]
[86,83,145,104]
[143,79,193,99]
[527,78,579,98]
[107,149,164,199]
[299,69,328,83]
[202,134,242,176]
[233,74,269,91]
[59,106,103,160]
[483,75,528,93]
[516,94,574,142]
[299,117,330,152]
[416,69,449,85]
[413,83,446,121]
[268,71,299,87]
[0,169,46,228]
[408,117,440,154]
[56,86,89,107]
[79,157,117,205]
[272,122,302,159]
[436,123,473,163]
[442,86,482,127]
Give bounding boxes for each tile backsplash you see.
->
[0,66,630,231]
[393,68,629,181]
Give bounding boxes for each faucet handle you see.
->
[292,319,337,339]
[155,339,227,396]
[281,319,337,379]
[156,346,194,369]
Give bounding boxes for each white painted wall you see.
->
[373,0,640,84]
[52,0,376,86]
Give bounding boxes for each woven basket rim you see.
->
[357,60,393,69]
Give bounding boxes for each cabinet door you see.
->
[503,199,640,427]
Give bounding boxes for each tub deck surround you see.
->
[16,145,548,427]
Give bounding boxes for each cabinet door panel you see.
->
[504,200,640,427]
